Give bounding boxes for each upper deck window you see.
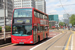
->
[44,15,48,20]
[14,8,32,17]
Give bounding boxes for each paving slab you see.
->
[73,34,75,50]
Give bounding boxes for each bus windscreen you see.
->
[14,8,32,17]
[12,25,32,36]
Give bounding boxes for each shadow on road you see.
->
[14,37,52,46]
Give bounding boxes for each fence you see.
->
[0,32,11,39]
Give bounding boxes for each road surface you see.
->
[0,30,73,50]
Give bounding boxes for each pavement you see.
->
[31,30,71,50]
[73,31,75,50]
[0,32,11,45]
[0,32,11,39]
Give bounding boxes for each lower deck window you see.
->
[12,25,32,36]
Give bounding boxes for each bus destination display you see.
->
[14,18,32,24]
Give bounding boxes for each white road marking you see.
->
[30,33,62,50]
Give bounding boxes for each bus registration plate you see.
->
[19,42,24,44]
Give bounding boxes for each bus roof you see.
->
[14,7,48,16]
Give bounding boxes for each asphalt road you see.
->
[0,30,72,50]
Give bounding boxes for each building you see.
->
[63,14,71,19]
[35,0,46,13]
[63,14,72,25]
[14,0,35,8]
[14,0,46,13]
[0,0,13,26]
[64,19,69,25]
[49,15,59,22]
[49,21,56,28]
[48,15,59,28]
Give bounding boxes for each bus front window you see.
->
[14,8,32,17]
[12,25,32,36]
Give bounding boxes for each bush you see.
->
[5,26,11,32]
[0,26,2,32]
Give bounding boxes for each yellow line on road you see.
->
[0,44,15,49]
[65,34,72,50]
[74,32,75,34]
[62,31,64,33]
[72,30,75,33]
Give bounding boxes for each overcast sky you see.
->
[46,0,75,21]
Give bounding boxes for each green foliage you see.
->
[59,22,65,26]
[5,26,11,32]
[0,26,2,32]
[49,24,51,28]
[70,14,75,26]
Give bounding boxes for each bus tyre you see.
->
[38,36,40,42]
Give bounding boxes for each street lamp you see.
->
[3,0,6,42]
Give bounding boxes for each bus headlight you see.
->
[30,41,33,43]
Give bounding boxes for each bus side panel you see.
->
[32,8,49,43]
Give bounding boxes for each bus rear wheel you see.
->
[38,36,40,42]
[46,34,48,38]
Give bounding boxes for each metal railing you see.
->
[0,32,11,39]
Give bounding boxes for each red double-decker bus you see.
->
[11,7,49,44]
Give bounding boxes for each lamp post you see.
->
[3,0,6,42]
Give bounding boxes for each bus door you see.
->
[42,26,45,39]
[33,26,37,43]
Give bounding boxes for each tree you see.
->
[59,22,65,26]
[70,14,75,26]
[49,24,51,28]
[0,26,2,32]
